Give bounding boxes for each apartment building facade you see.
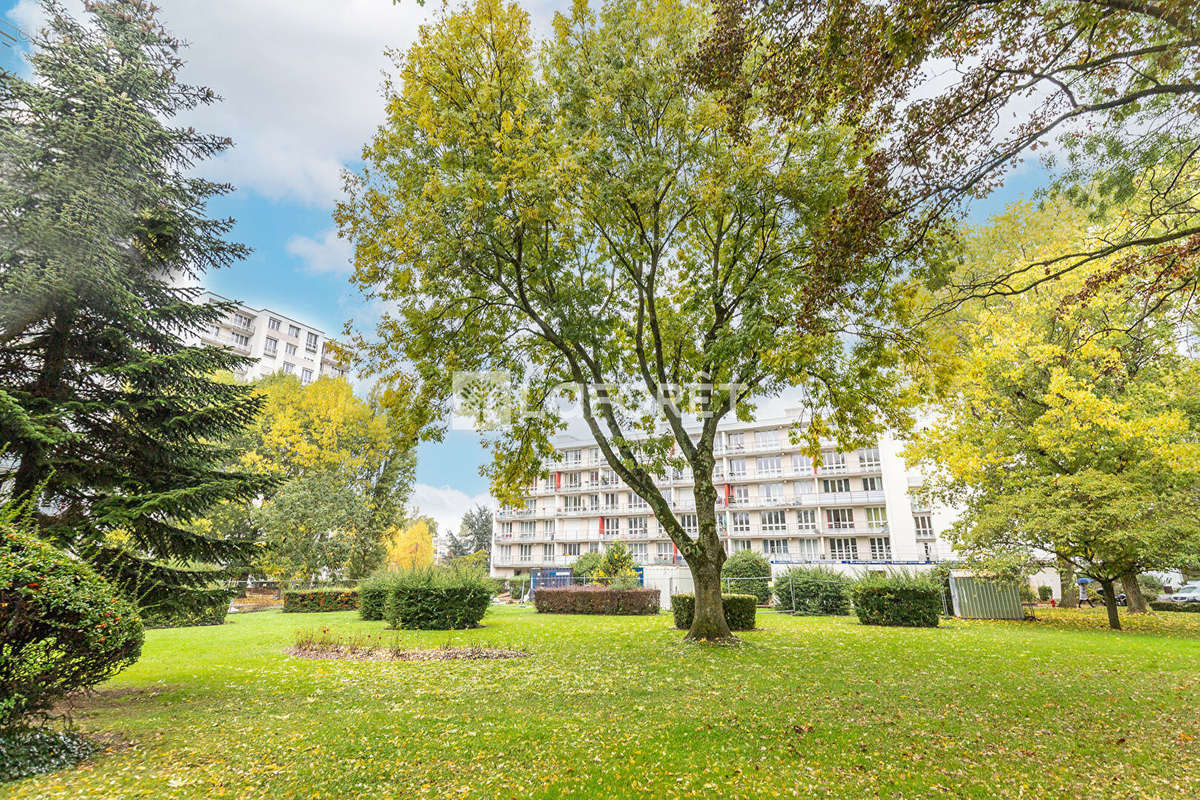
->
[491,415,954,577]
[188,290,349,384]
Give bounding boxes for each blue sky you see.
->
[1,0,1049,532]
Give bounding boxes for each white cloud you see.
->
[287,228,353,275]
[408,483,494,539]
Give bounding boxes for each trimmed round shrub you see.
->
[533,585,660,615]
[721,550,771,603]
[773,566,851,615]
[358,575,396,621]
[1037,585,1053,602]
[850,573,942,628]
[671,594,757,631]
[282,588,358,612]
[383,568,492,630]
[0,525,144,730]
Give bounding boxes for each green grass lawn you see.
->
[6,605,1200,799]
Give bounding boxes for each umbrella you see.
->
[1076,577,1094,585]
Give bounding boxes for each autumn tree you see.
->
[339,0,942,639]
[908,201,1200,630]
[385,518,435,571]
[222,374,415,581]
[693,0,1200,309]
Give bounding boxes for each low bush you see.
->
[850,572,942,628]
[0,518,144,730]
[384,568,492,630]
[533,585,660,615]
[570,551,603,579]
[358,575,397,621]
[772,567,851,615]
[0,728,94,782]
[505,575,530,599]
[1149,601,1200,613]
[1037,585,1053,602]
[671,594,757,631]
[721,550,771,603]
[282,588,358,613]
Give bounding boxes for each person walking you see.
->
[1078,581,1096,608]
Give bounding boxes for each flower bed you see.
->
[533,585,660,615]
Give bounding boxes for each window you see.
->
[566,472,581,488]
[756,456,782,476]
[604,492,620,510]
[563,495,581,511]
[760,482,783,502]
[731,512,750,534]
[764,538,789,556]
[819,449,846,473]
[922,541,937,560]
[629,542,648,563]
[301,368,313,384]
[865,507,887,530]
[285,343,297,356]
[729,458,746,477]
[829,537,858,560]
[761,510,786,532]
[733,539,752,552]
[306,332,319,351]
[869,537,892,560]
[826,508,854,529]
[519,544,532,562]
[679,513,698,537]
[233,312,253,329]
[657,541,673,561]
[519,521,535,536]
[288,324,300,338]
[793,538,821,561]
[563,542,580,557]
[268,317,281,331]
[726,432,745,452]
[630,493,648,509]
[628,517,648,537]
[562,450,582,466]
[914,514,934,538]
[543,521,555,535]
[796,509,817,530]
[862,476,883,492]
[858,446,881,470]
[604,517,620,537]
[542,544,555,560]
[282,362,295,374]
[755,429,779,449]
[792,453,813,474]
[589,542,600,553]
[587,470,599,486]
[599,468,616,486]
[231,332,250,347]
[822,478,851,494]
[498,522,513,538]
[585,494,599,511]
[264,336,278,355]
[732,485,749,506]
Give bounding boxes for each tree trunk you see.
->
[685,471,732,642]
[1058,559,1078,608]
[686,556,731,641]
[1121,572,1148,613]
[1099,578,1121,630]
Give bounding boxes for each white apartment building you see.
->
[491,414,954,578]
[187,290,349,384]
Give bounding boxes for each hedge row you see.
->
[671,594,757,631]
[850,575,941,627]
[533,586,660,615]
[282,588,359,613]
[142,590,233,629]
[1149,601,1200,613]
[358,576,395,621]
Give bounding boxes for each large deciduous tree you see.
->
[693,0,1200,309]
[339,0,942,639]
[0,0,274,613]
[449,505,493,558]
[908,201,1200,629]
